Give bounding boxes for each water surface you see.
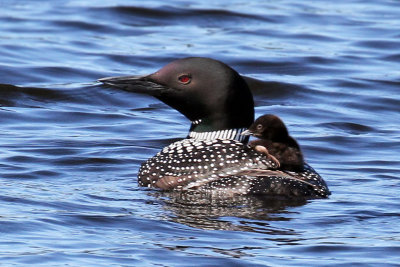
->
[1,1,400,266]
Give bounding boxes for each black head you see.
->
[243,114,289,141]
[99,57,254,132]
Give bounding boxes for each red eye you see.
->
[178,75,191,84]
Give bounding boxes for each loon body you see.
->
[100,57,330,198]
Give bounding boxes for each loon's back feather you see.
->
[138,138,330,198]
[138,139,278,187]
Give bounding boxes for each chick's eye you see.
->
[178,75,191,84]
[257,124,263,130]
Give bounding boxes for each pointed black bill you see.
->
[98,75,168,96]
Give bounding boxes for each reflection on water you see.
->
[155,191,307,232]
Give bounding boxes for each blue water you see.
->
[1,1,400,266]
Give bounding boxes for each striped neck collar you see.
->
[188,128,248,143]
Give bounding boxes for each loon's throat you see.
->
[188,128,248,143]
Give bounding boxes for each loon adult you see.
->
[242,114,304,171]
[99,57,330,198]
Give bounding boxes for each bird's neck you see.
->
[188,127,248,143]
[188,119,249,143]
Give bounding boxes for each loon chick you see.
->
[242,114,304,171]
[99,57,330,198]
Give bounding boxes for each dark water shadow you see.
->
[0,83,93,108]
[0,82,153,110]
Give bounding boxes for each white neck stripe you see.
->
[188,128,248,142]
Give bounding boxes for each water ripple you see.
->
[0,0,400,266]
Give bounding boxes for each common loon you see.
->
[99,57,330,198]
[242,114,304,172]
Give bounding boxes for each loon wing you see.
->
[138,138,279,188]
[138,139,330,198]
